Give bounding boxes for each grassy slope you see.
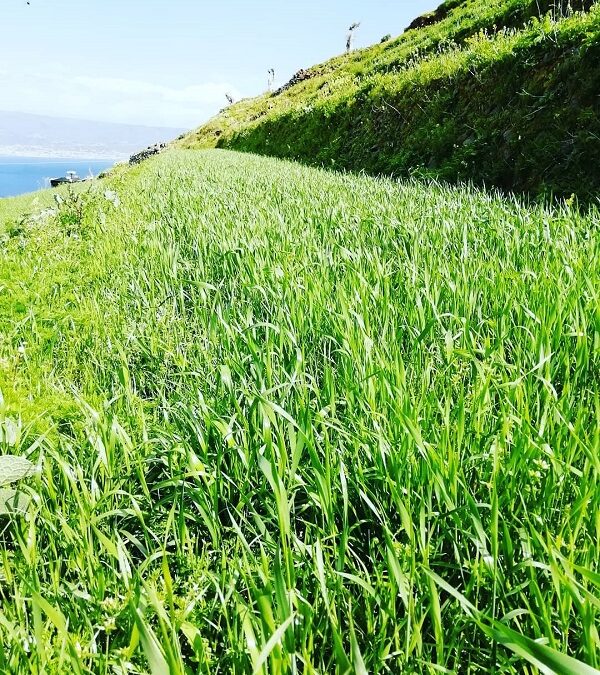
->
[0,149,598,672]
[179,0,600,200]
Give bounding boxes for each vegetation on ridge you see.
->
[0,149,598,672]
[179,0,600,200]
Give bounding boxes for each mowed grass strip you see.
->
[0,149,598,673]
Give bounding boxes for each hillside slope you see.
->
[179,0,600,199]
[0,149,598,672]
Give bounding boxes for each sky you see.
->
[1,0,436,130]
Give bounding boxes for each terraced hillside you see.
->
[0,150,598,672]
[179,0,600,200]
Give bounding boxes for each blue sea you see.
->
[0,156,117,198]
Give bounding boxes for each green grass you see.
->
[0,149,599,673]
[179,0,600,200]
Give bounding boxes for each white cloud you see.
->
[0,67,241,128]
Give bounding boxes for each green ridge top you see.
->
[179,0,600,199]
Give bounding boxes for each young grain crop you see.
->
[0,149,598,673]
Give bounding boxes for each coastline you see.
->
[0,146,127,161]
[0,156,118,199]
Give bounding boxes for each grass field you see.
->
[0,149,599,673]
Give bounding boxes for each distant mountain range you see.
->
[0,111,185,159]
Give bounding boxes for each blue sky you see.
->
[1,0,436,129]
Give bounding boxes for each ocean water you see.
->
[0,156,117,198]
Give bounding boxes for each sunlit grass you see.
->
[0,149,598,673]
